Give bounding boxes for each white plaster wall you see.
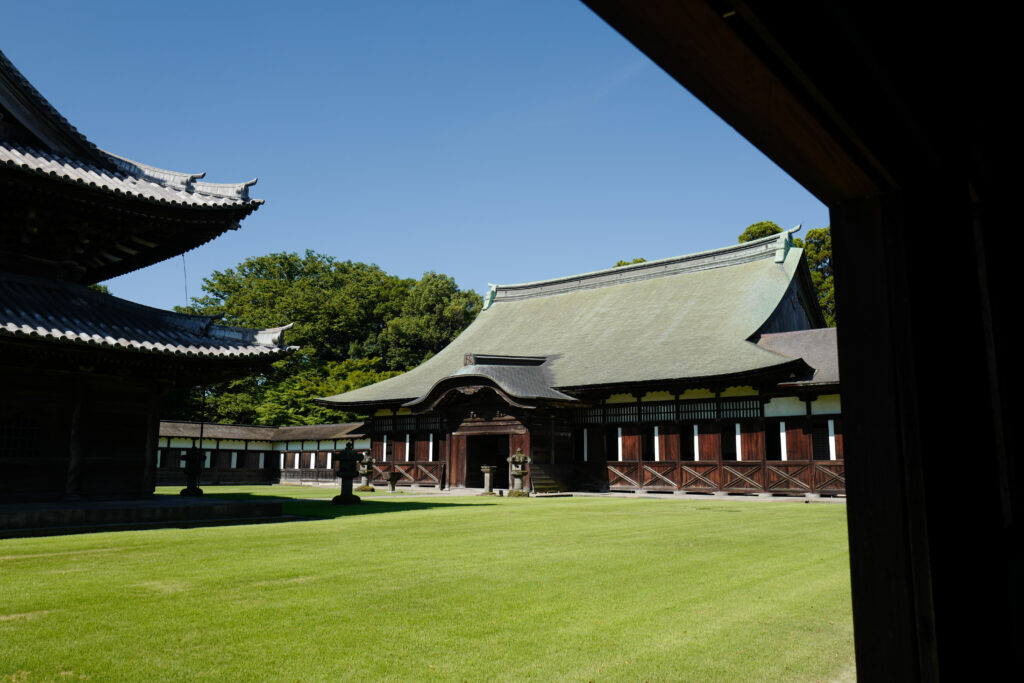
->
[811,394,842,415]
[168,437,193,448]
[218,439,247,450]
[764,396,807,417]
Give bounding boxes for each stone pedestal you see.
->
[387,471,402,492]
[480,465,497,495]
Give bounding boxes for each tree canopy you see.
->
[613,257,647,267]
[167,251,482,425]
[737,221,786,243]
[738,220,835,326]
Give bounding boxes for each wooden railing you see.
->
[607,459,844,494]
[372,461,446,488]
[280,468,337,483]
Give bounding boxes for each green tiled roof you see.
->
[319,230,817,407]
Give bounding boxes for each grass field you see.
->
[1,489,853,681]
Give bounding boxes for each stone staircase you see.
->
[528,464,571,493]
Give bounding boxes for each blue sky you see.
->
[2,1,828,309]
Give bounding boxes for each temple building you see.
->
[317,230,843,494]
[155,421,369,486]
[0,49,294,502]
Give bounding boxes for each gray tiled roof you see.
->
[159,421,365,441]
[159,422,278,441]
[272,423,366,441]
[1,271,295,359]
[756,328,839,385]
[405,357,578,409]
[320,231,817,407]
[0,144,262,208]
[1,48,261,209]
[0,49,99,159]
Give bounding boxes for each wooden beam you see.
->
[582,0,880,203]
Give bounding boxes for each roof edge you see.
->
[0,49,102,161]
[486,226,801,306]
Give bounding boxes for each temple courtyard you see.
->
[1,489,853,681]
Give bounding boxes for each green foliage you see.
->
[613,257,647,267]
[167,251,480,425]
[177,250,408,364]
[804,226,835,326]
[737,220,783,243]
[375,272,483,370]
[87,283,111,294]
[255,358,402,426]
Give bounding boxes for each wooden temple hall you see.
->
[319,232,843,495]
[0,49,294,503]
[155,422,368,487]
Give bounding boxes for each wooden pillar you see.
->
[141,390,160,496]
[64,387,84,499]
[832,178,1016,679]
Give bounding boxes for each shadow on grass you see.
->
[191,492,494,520]
[282,498,495,519]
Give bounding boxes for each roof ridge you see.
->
[485,227,800,307]
[102,151,260,200]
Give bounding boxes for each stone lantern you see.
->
[507,448,531,497]
[357,453,375,491]
[179,448,205,497]
[331,443,362,505]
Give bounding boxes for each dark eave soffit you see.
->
[581,0,908,205]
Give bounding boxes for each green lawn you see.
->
[1,491,853,682]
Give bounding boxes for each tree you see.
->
[178,250,410,366]
[803,227,835,326]
[737,220,785,243]
[613,257,647,267]
[376,272,483,370]
[737,220,834,326]
[88,283,111,294]
[167,251,481,424]
[256,358,402,425]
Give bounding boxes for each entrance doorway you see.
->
[465,434,509,488]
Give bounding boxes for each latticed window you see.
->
[721,398,761,419]
[679,399,716,420]
[571,407,604,425]
[605,404,638,423]
[420,415,442,431]
[812,423,831,460]
[395,416,416,432]
[373,416,394,433]
[640,401,675,422]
